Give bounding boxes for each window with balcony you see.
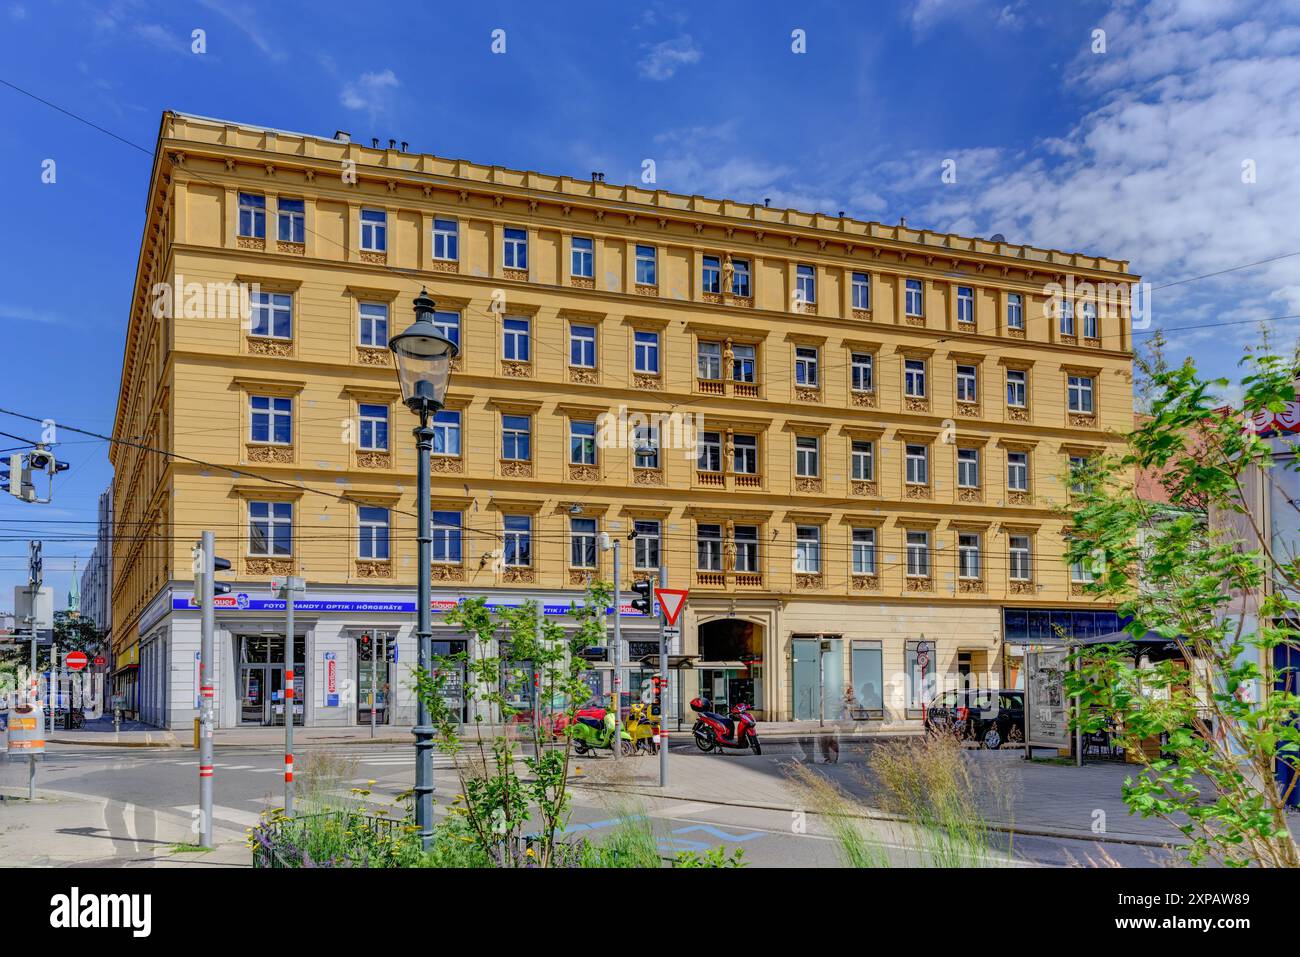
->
[360,208,387,252]
[956,364,978,403]
[697,523,723,571]
[702,256,721,294]
[570,324,596,367]
[795,436,820,477]
[249,501,292,556]
[358,506,390,559]
[732,343,756,383]
[432,409,461,456]
[358,301,388,347]
[432,218,459,261]
[795,264,816,305]
[958,533,981,579]
[957,447,980,488]
[1068,375,1095,413]
[1009,535,1032,580]
[795,525,821,573]
[698,431,722,473]
[731,258,751,297]
[634,520,661,568]
[277,198,304,243]
[795,346,819,387]
[504,227,528,270]
[851,353,874,392]
[1007,451,1029,492]
[635,245,657,285]
[852,272,870,310]
[250,291,292,339]
[905,278,924,316]
[1006,369,1027,408]
[503,317,530,361]
[734,434,758,474]
[571,236,594,278]
[238,193,266,238]
[904,358,927,398]
[956,286,974,324]
[852,528,876,574]
[501,414,531,461]
[906,444,929,485]
[503,515,532,566]
[906,530,930,577]
[432,511,462,563]
[358,403,389,451]
[851,440,874,481]
[250,396,292,445]
[570,517,597,568]
[570,420,597,466]
[634,330,660,374]
[697,341,722,381]
[734,525,759,572]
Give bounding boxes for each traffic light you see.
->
[630,579,653,615]
[191,542,232,606]
[1,454,18,497]
[213,555,232,597]
[359,633,373,661]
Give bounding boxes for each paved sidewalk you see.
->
[0,786,249,867]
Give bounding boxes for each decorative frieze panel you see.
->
[851,390,877,408]
[356,347,391,367]
[794,386,821,403]
[431,563,466,582]
[794,477,824,493]
[904,315,926,327]
[277,241,305,256]
[356,451,391,470]
[957,487,983,503]
[247,337,293,357]
[503,268,527,282]
[500,460,534,478]
[852,309,871,321]
[632,373,663,391]
[702,292,723,304]
[1007,407,1030,422]
[245,557,293,576]
[568,367,598,385]
[503,567,536,584]
[1006,490,1031,506]
[633,467,664,486]
[429,260,459,274]
[237,236,265,251]
[956,401,980,417]
[501,360,533,379]
[430,456,464,474]
[569,569,596,586]
[570,276,595,289]
[904,484,932,500]
[355,560,393,579]
[635,284,658,297]
[851,480,878,497]
[1068,412,1097,428]
[1009,580,1036,594]
[794,573,823,590]
[1007,328,1026,339]
[905,576,934,592]
[851,574,880,591]
[247,444,294,464]
[360,250,387,265]
[568,464,600,482]
[958,579,986,593]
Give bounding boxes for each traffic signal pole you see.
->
[198,531,215,849]
[611,540,621,763]
[658,563,669,788]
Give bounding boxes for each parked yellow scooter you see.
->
[624,701,661,755]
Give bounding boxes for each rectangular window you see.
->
[501,414,531,461]
[795,525,821,573]
[238,192,265,238]
[795,346,819,387]
[503,317,530,361]
[503,515,532,567]
[1069,455,1089,494]
[571,236,594,278]
[633,426,659,469]
[731,258,751,297]
[432,409,461,457]
[732,343,756,382]
[702,255,721,294]
[1007,293,1024,329]
[697,431,722,472]
[1059,298,1075,336]
[634,520,660,569]
[1071,554,1096,583]
[250,396,292,445]
[956,364,978,403]
[906,444,929,485]
[432,511,462,564]
[851,440,874,481]
[697,523,722,571]
[358,403,389,451]
[432,218,459,261]
[734,434,758,474]
[697,341,722,380]
[432,310,460,348]
[503,227,528,270]
[851,353,873,392]
[1082,301,1098,339]
[277,198,304,243]
[635,245,657,285]
[956,286,975,324]
[634,330,660,374]
[852,528,876,574]
[358,301,389,347]
[958,533,981,579]
[358,507,390,559]
[852,640,884,713]
[905,278,924,316]
[1006,369,1027,407]
[795,264,816,305]
[1007,451,1029,491]
[795,436,819,477]
[570,420,597,465]
[734,525,759,572]
[360,208,387,252]
[852,272,871,310]
[250,291,292,339]
[904,358,927,397]
[906,531,930,577]
[1068,375,1095,413]
[570,324,596,367]
[957,447,980,488]
[570,517,597,568]
[1009,535,1032,580]
[248,501,292,557]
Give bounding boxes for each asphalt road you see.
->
[1,741,1183,868]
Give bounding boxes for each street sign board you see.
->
[662,626,681,640]
[654,588,688,625]
[93,655,106,668]
[65,651,88,672]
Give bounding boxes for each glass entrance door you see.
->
[238,635,305,726]
[241,666,267,725]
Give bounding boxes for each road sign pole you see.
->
[658,564,668,788]
[49,644,57,736]
[198,531,215,849]
[284,576,298,816]
[611,540,621,763]
[370,637,377,739]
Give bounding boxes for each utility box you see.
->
[14,586,53,632]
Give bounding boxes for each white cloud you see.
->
[637,34,701,81]
[0,304,80,328]
[195,0,284,62]
[340,69,401,117]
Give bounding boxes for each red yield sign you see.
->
[65,651,89,672]
[654,588,689,626]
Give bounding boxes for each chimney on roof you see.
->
[899,216,907,227]
[764,197,771,207]
[371,137,379,149]
[334,130,351,143]
[591,171,605,183]
[401,141,409,153]
[388,139,396,150]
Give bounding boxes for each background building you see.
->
[109,112,1137,729]
[81,486,115,707]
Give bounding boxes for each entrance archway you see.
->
[696,618,765,714]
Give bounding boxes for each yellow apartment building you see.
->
[110,111,1136,729]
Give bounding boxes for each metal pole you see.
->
[413,411,435,849]
[198,531,215,849]
[818,640,825,729]
[1072,645,1083,768]
[284,581,295,815]
[535,601,544,748]
[611,540,621,763]
[370,637,377,739]
[658,562,668,788]
[49,644,57,736]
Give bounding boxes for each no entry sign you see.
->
[93,655,106,668]
[65,651,88,672]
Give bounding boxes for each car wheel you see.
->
[981,726,1002,750]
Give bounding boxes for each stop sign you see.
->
[65,651,88,672]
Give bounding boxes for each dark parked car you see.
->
[925,689,1024,749]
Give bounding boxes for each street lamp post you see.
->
[389,287,458,850]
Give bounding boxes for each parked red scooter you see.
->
[690,698,761,755]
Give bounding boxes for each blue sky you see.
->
[1,0,1298,607]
